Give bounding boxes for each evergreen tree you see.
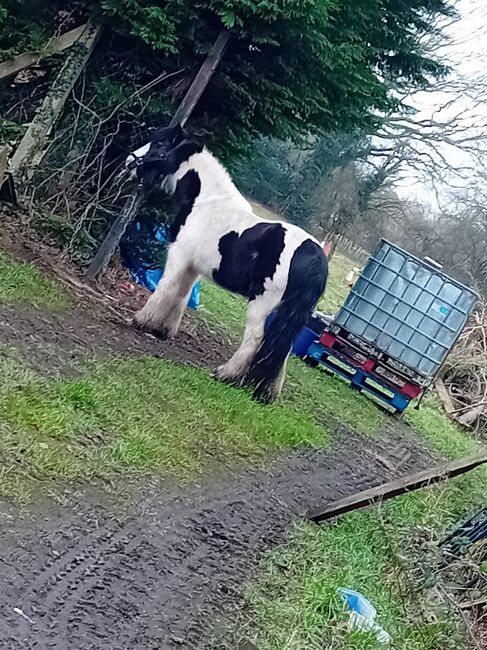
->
[1,0,456,155]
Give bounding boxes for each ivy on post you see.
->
[86,29,231,280]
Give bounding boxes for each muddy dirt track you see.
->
[0,432,433,650]
[0,236,435,649]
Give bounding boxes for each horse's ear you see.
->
[171,123,185,144]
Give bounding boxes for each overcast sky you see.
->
[396,0,487,204]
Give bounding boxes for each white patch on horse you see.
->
[126,143,150,168]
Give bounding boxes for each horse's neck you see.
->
[171,148,250,209]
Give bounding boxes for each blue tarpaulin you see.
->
[123,222,200,310]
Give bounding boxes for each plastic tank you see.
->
[334,240,478,379]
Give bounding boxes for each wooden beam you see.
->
[308,453,487,523]
[0,144,16,204]
[86,29,230,280]
[10,20,102,182]
[0,24,88,81]
[0,145,10,185]
[86,187,145,281]
[435,379,455,415]
[169,30,231,128]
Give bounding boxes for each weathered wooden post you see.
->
[86,29,231,280]
[9,20,102,183]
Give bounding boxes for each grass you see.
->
[1,219,486,647]
[0,247,386,499]
[0,344,384,499]
[250,200,282,221]
[0,250,69,310]
[199,280,246,335]
[237,465,486,650]
[228,401,486,650]
[406,395,480,458]
[198,277,382,435]
[0,350,332,499]
[318,251,359,314]
[184,224,486,650]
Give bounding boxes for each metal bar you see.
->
[364,256,476,312]
[349,273,471,321]
[338,305,451,358]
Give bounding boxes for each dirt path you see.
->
[0,236,435,648]
[0,302,232,376]
[0,430,433,650]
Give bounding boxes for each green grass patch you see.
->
[249,200,282,221]
[284,359,383,436]
[198,281,247,335]
[406,395,480,459]
[0,250,69,310]
[0,353,332,498]
[222,373,485,650]
[197,276,383,437]
[318,251,358,314]
[234,463,486,650]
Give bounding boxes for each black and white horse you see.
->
[126,125,328,403]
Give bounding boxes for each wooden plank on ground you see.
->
[435,378,455,414]
[0,24,88,81]
[308,453,487,523]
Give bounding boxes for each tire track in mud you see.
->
[0,432,434,650]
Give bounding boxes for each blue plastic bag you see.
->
[124,222,200,310]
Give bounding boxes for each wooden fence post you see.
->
[10,20,102,183]
[86,29,231,280]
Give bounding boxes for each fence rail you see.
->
[322,232,369,265]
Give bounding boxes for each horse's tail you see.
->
[246,239,328,402]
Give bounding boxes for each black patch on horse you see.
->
[140,140,204,189]
[170,170,201,242]
[148,124,186,147]
[213,223,286,300]
[245,238,328,402]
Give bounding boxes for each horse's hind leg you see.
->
[215,292,280,383]
[134,247,198,339]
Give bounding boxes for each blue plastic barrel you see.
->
[292,326,317,357]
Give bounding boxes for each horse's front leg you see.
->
[134,246,198,339]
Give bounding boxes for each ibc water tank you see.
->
[334,240,478,379]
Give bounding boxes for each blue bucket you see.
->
[292,326,317,357]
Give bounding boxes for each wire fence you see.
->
[1,30,185,257]
[0,55,64,142]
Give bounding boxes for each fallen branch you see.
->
[308,453,487,523]
[459,597,487,610]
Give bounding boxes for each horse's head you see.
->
[125,123,185,172]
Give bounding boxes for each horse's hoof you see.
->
[148,325,170,340]
[214,365,242,386]
[132,316,171,340]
